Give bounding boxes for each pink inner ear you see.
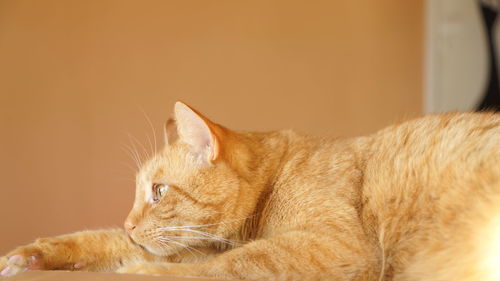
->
[174,102,218,160]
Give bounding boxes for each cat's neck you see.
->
[223,130,373,245]
[224,130,293,184]
[218,130,294,243]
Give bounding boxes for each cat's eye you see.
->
[152,183,169,203]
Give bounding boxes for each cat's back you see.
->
[360,112,500,280]
[372,112,499,168]
[364,112,499,199]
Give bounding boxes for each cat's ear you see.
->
[174,101,221,162]
[164,117,179,145]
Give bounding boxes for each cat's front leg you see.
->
[116,246,225,276]
[0,229,160,278]
[117,230,380,280]
[117,262,196,276]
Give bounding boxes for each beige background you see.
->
[0,0,423,254]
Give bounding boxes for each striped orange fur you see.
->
[1,102,499,281]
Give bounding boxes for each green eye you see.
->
[152,183,169,202]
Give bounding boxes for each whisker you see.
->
[145,133,155,160]
[140,112,154,159]
[161,214,258,230]
[141,108,158,157]
[157,215,257,250]
[114,175,137,183]
[126,136,142,164]
[124,136,144,168]
[127,133,150,163]
[157,237,205,256]
[163,235,216,240]
[121,144,142,169]
[155,239,181,259]
[161,228,239,246]
[162,235,238,244]
[119,160,139,174]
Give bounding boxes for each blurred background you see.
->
[0,0,496,253]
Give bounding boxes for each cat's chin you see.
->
[139,243,174,257]
[129,236,174,257]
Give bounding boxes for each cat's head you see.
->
[124,102,255,256]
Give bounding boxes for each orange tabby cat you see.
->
[1,102,499,281]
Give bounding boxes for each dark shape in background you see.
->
[478,1,500,111]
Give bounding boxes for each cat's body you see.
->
[1,103,499,281]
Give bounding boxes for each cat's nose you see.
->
[124,221,136,235]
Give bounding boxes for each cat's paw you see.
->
[0,243,47,278]
[0,254,38,278]
[0,238,85,278]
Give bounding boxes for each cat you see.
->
[0,101,499,281]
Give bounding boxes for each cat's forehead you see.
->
[136,144,204,184]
